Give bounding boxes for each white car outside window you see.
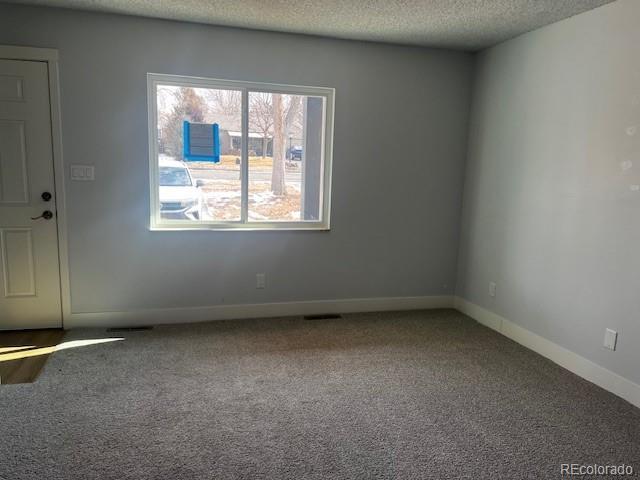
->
[158,158,206,220]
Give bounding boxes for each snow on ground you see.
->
[206,190,241,200]
[250,191,276,205]
[199,179,303,221]
[248,211,268,221]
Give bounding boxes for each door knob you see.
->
[31,210,54,220]
[41,191,52,202]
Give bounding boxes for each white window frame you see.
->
[147,73,334,231]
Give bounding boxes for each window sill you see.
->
[149,222,330,232]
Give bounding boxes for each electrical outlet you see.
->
[489,281,497,298]
[604,328,618,351]
[256,273,266,289]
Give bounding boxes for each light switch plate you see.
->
[604,328,618,351]
[70,164,95,181]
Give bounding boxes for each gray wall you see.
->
[457,0,640,384]
[0,4,473,314]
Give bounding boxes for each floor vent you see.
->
[106,326,154,332]
[303,313,342,320]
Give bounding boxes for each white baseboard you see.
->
[67,295,454,329]
[454,296,640,409]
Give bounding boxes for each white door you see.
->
[0,59,62,329]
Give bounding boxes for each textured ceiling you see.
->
[3,0,615,50]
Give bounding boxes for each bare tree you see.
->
[160,87,208,158]
[205,89,241,116]
[249,93,273,158]
[271,94,302,196]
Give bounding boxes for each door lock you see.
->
[41,191,52,202]
[31,210,54,221]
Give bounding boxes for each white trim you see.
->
[0,45,71,329]
[300,99,308,215]
[0,45,58,62]
[454,297,640,409]
[147,72,334,98]
[240,89,249,222]
[147,76,160,229]
[322,94,334,229]
[48,58,72,329]
[66,295,453,328]
[146,72,335,231]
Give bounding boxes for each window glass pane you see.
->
[248,92,325,222]
[156,85,242,221]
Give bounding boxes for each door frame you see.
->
[0,45,71,328]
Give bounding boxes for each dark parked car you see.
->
[287,146,303,161]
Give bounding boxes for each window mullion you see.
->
[241,89,249,223]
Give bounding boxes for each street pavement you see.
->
[189,167,301,184]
